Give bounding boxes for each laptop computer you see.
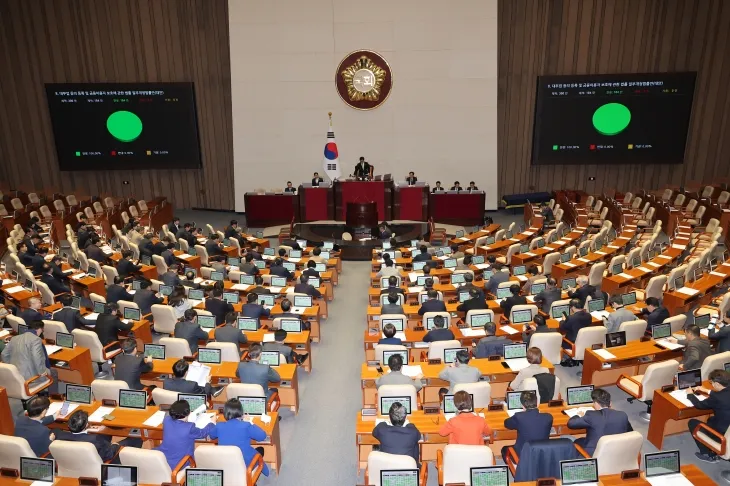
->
[222,291,239,304]
[197,315,217,329]
[66,384,92,404]
[587,298,605,313]
[382,350,409,366]
[612,263,623,275]
[186,469,223,486]
[93,301,107,314]
[605,331,627,348]
[118,389,147,410]
[237,317,258,331]
[197,347,222,364]
[444,347,467,364]
[144,343,166,360]
[101,464,138,486]
[270,276,287,288]
[292,295,312,313]
[443,259,456,269]
[566,385,594,406]
[470,466,509,486]
[280,318,302,333]
[621,291,637,305]
[239,274,255,285]
[472,255,485,264]
[562,277,576,290]
[651,323,671,340]
[504,390,535,416]
[283,262,296,272]
[412,261,426,271]
[237,396,267,415]
[56,331,74,349]
[560,458,599,486]
[451,273,466,285]
[20,457,55,483]
[379,396,412,415]
[676,368,702,390]
[70,295,81,309]
[259,351,280,367]
[159,284,173,297]
[469,313,492,327]
[289,249,302,258]
[560,252,572,263]
[644,450,689,485]
[123,307,141,321]
[227,257,240,266]
[694,313,711,329]
[178,393,207,413]
[258,294,275,307]
[511,309,533,324]
[381,318,405,332]
[530,282,546,295]
[496,287,512,299]
[443,393,473,418]
[380,469,419,486]
[512,265,526,276]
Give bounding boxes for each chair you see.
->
[120,447,189,485]
[427,340,463,362]
[663,315,687,334]
[453,382,492,408]
[151,388,181,407]
[618,320,648,342]
[195,245,209,266]
[0,363,53,400]
[436,444,494,485]
[587,262,606,287]
[617,359,679,420]
[636,275,667,301]
[5,314,25,333]
[90,292,106,304]
[562,326,607,363]
[464,309,494,326]
[507,438,578,482]
[576,431,643,475]
[224,383,280,413]
[152,254,168,276]
[691,422,730,483]
[34,281,57,306]
[207,342,241,362]
[159,337,193,358]
[0,436,41,470]
[42,320,69,343]
[423,311,451,328]
[91,379,129,403]
[118,300,143,320]
[496,243,521,265]
[509,304,538,323]
[542,252,560,275]
[529,332,563,365]
[701,351,730,381]
[365,451,426,486]
[374,344,408,365]
[151,304,177,335]
[194,445,264,486]
[50,440,109,479]
[377,384,419,413]
[522,376,560,403]
[72,329,121,378]
[718,191,730,207]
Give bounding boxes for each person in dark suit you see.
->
[559,298,592,352]
[688,370,730,462]
[457,288,489,313]
[670,324,712,371]
[206,288,234,325]
[53,294,92,332]
[450,181,463,191]
[294,275,322,299]
[640,297,671,333]
[567,389,633,455]
[467,181,479,191]
[382,291,405,315]
[302,260,320,278]
[161,264,182,288]
[176,223,197,248]
[56,410,120,463]
[133,280,163,315]
[41,263,71,295]
[77,225,92,250]
[239,253,259,275]
[566,275,595,307]
[174,309,209,354]
[475,322,513,358]
[16,242,32,266]
[24,234,41,256]
[380,276,405,297]
[533,277,561,313]
[418,289,447,316]
[95,303,134,346]
[501,284,527,316]
[523,314,555,347]
[378,224,392,240]
[113,338,153,390]
[412,245,433,263]
[181,271,201,290]
[241,292,270,326]
[405,171,417,185]
[163,359,216,397]
[85,237,109,265]
[18,298,44,324]
[138,233,155,258]
[31,246,48,275]
[271,299,305,323]
[485,263,510,296]
[378,323,402,345]
[224,220,244,244]
[501,390,553,460]
[236,344,280,400]
[269,258,293,280]
[161,242,177,267]
[709,310,730,353]
[423,315,455,342]
[204,234,226,262]
[169,217,182,236]
[353,156,371,180]
[372,402,421,465]
[459,273,485,299]
[14,396,55,457]
[107,276,134,304]
[116,250,141,279]
[311,172,324,186]
[283,181,297,194]
[263,329,308,365]
[214,312,249,350]
[48,255,68,283]
[248,276,269,296]
[432,181,445,193]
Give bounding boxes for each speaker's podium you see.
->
[298,183,335,222]
[334,179,393,222]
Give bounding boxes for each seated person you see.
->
[163,358,215,397]
[205,287,234,325]
[161,263,182,288]
[522,314,554,346]
[181,271,201,290]
[204,234,226,261]
[161,242,177,267]
[567,389,632,455]
[116,250,141,279]
[566,275,595,307]
[269,258,293,280]
[209,398,271,477]
[302,259,320,278]
[239,253,259,275]
[708,310,730,353]
[475,322,513,358]
[262,329,308,365]
[666,324,712,371]
[53,293,93,332]
[378,224,392,240]
[418,289,446,316]
[438,350,481,393]
[501,390,553,460]
[132,279,163,315]
[559,298,591,354]
[57,410,122,463]
[294,275,322,299]
[640,297,671,332]
[376,353,422,391]
[14,396,55,457]
[272,300,310,331]
[450,181,463,191]
[406,171,417,185]
[168,284,192,320]
[606,294,636,333]
[249,276,269,296]
[372,402,421,465]
[412,245,433,262]
[509,347,548,390]
[485,263,510,296]
[236,344,280,400]
[156,400,215,469]
[432,181,445,193]
[467,181,479,191]
[95,302,133,346]
[457,288,489,313]
[18,297,44,323]
[241,293,270,326]
[423,315,454,342]
[382,291,405,315]
[284,181,296,193]
[308,247,327,264]
[380,275,405,296]
[438,391,491,444]
[311,172,324,186]
[113,337,154,390]
[456,254,472,270]
[378,323,402,345]
[521,265,542,294]
[533,277,561,313]
[377,257,399,278]
[214,311,249,349]
[451,244,465,260]
[500,284,527,315]
[174,308,209,354]
[460,272,484,299]
[687,370,730,462]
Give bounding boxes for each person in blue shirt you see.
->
[156,400,215,470]
[378,323,402,345]
[209,398,270,477]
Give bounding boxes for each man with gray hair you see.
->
[18,297,44,324]
[567,274,595,307]
[372,402,421,465]
[475,322,513,358]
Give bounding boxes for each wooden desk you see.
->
[516,465,713,486]
[661,261,730,315]
[0,387,14,436]
[1,282,41,309]
[510,226,587,267]
[474,226,544,257]
[175,251,202,270]
[50,346,95,385]
[448,224,500,247]
[601,241,687,296]
[581,340,684,386]
[647,384,712,449]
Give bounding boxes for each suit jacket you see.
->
[174,320,209,353]
[560,310,592,345]
[567,408,633,455]
[303,268,320,278]
[114,353,153,389]
[161,249,176,267]
[41,273,70,295]
[382,304,405,315]
[55,430,117,462]
[241,303,269,324]
[116,259,141,278]
[688,387,730,434]
[239,262,259,275]
[249,285,269,295]
[214,325,249,349]
[450,186,463,191]
[163,376,207,395]
[312,177,324,186]
[262,342,294,364]
[376,370,423,391]
[432,186,445,193]
[18,308,44,324]
[485,272,510,296]
[378,337,402,345]
[380,286,405,296]
[86,245,108,265]
[14,415,54,456]
[677,337,712,370]
[475,335,513,358]
[236,361,280,396]
[457,298,489,313]
[438,365,482,393]
[567,285,596,307]
[504,408,554,456]
[161,271,182,288]
[533,288,562,313]
[406,176,417,185]
[31,254,46,275]
[1,332,50,380]
[106,284,133,304]
[372,422,421,465]
[95,313,133,346]
[133,289,163,315]
[284,187,296,194]
[501,295,527,315]
[155,415,215,470]
[412,252,434,263]
[24,238,37,256]
[176,229,196,247]
[269,265,292,280]
[53,307,92,333]
[294,282,321,299]
[643,306,671,331]
[138,238,154,257]
[606,307,635,334]
[709,323,730,353]
[418,299,447,316]
[49,261,68,282]
[205,240,224,257]
[354,161,372,178]
[423,328,455,343]
[169,222,182,235]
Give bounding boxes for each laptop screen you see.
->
[66,384,92,404]
[309,277,320,287]
[197,315,216,329]
[455,230,465,238]
[281,319,301,332]
[381,469,418,486]
[674,276,685,289]
[17,323,28,334]
[605,331,627,348]
[258,294,275,306]
[511,309,532,324]
[20,457,54,482]
[562,277,576,290]
[632,256,641,267]
[382,251,395,260]
[416,276,428,286]
[579,246,589,257]
[443,393,473,414]
[70,295,81,309]
[315,263,327,272]
[472,255,485,264]
[56,332,74,349]
[560,252,572,263]
[123,307,141,321]
[382,241,391,250]
[443,258,456,269]
[87,267,97,278]
[270,276,287,287]
[94,301,107,313]
[469,313,492,327]
[458,291,470,302]
[118,389,147,409]
[381,318,405,332]
[254,260,266,269]
[451,273,466,285]
[237,396,267,415]
[159,284,173,296]
[612,263,623,274]
[513,265,526,276]
[289,249,302,258]
[444,347,467,364]
[471,466,508,486]
[264,248,275,256]
[144,343,166,359]
[587,298,605,312]
[259,351,280,367]
[237,317,258,331]
[506,391,525,410]
[560,458,598,485]
[282,262,296,272]
[101,465,138,486]
[530,282,546,295]
[425,317,437,330]
[504,343,527,359]
[227,257,240,266]
[566,385,594,406]
[222,291,239,304]
[412,261,426,271]
[323,241,334,250]
[652,323,671,339]
[380,396,412,415]
[198,348,222,364]
[621,291,637,305]
[186,469,223,486]
[382,350,409,366]
[294,295,312,307]
[645,450,681,477]
[496,287,512,299]
[178,393,207,412]
[676,368,702,390]
[239,275,255,285]
[694,313,711,329]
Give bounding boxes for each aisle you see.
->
[262,261,370,485]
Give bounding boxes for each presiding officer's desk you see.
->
[360,356,554,405]
[647,381,713,449]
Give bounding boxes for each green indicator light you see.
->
[75,151,81,156]
[592,103,631,136]
[552,145,558,151]
[107,111,143,142]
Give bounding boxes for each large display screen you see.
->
[45,83,201,170]
[532,72,696,165]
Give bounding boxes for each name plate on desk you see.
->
[423,403,440,415]
[428,358,442,365]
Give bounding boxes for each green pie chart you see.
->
[107,111,143,142]
[592,103,631,136]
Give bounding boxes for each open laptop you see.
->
[412,261,426,271]
[444,347,467,364]
[651,323,672,340]
[381,469,419,486]
[93,300,107,314]
[560,252,572,263]
[227,257,240,266]
[566,385,594,406]
[579,246,589,257]
[560,458,599,486]
[470,466,509,486]
[188,288,205,305]
[512,265,527,276]
[270,276,287,288]
[605,331,627,348]
[503,343,529,370]
[20,457,55,484]
[239,274,255,286]
[292,295,312,313]
[66,384,92,404]
[259,351,280,367]
[118,389,147,410]
[562,277,576,290]
[469,313,492,327]
[144,343,166,360]
[280,318,302,333]
[694,313,711,329]
[676,368,702,390]
[644,450,691,486]
[458,291,470,303]
[496,287,512,299]
[70,295,81,309]
[237,396,267,415]
[159,284,173,297]
[511,309,533,324]
[101,464,138,486]
[258,294,275,308]
[612,263,623,275]
[237,317,258,331]
[443,393,473,416]
[451,273,466,286]
[504,390,535,417]
[283,262,296,272]
[186,469,223,486]
[178,393,207,413]
[530,282,546,295]
[198,347,222,364]
[222,291,239,304]
[472,255,485,265]
[381,317,405,332]
[123,307,141,322]
[443,258,457,269]
[289,249,302,259]
[382,349,409,366]
[379,396,412,415]
[56,331,74,349]
[621,291,637,306]
[197,315,217,329]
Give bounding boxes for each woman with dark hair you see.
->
[156,400,214,470]
[168,284,191,319]
[208,398,270,477]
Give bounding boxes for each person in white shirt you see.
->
[377,258,400,278]
[509,347,549,390]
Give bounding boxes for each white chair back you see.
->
[529,332,563,365]
[151,388,180,407]
[72,329,117,363]
[151,304,177,334]
[225,383,265,401]
[453,382,492,408]
[638,360,679,401]
[50,440,103,479]
[701,351,730,381]
[43,319,69,342]
[663,315,687,334]
[374,344,408,366]
[617,320,647,342]
[428,340,463,361]
[195,445,258,486]
[423,311,451,328]
[366,451,417,486]
[0,436,36,469]
[377,384,419,414]
[91,379,129,402]
[442,444,494,485]
[592,431,643,475]
[159,337,193,358]
[571,327,607,360]
[119,448,175,485]
[207,342,241,362]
